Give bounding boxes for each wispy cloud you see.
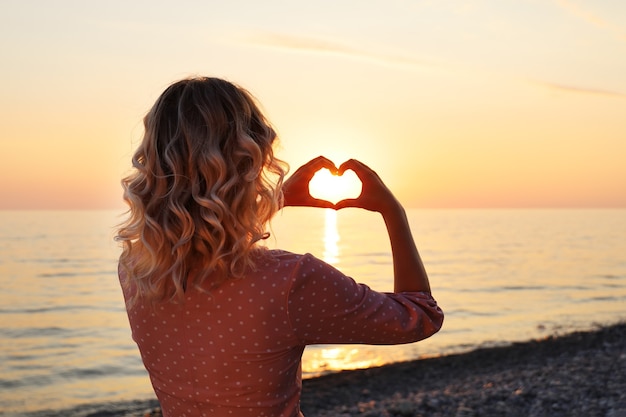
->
[234,31,433,69]
[555,0,626,42]
[534,79,626,99]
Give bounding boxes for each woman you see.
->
[117,77,443,417]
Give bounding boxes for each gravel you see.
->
[300,322,626,417]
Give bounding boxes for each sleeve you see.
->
[286,253,444,346]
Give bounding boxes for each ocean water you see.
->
[1,209,625,416]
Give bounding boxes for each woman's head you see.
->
[117,77,287,302]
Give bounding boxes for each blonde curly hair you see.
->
[116,77,287,303]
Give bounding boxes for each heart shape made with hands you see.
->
[308,168,362,205]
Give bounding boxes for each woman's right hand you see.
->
[334,159,401,216]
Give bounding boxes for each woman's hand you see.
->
[282,156,338,209]
[334,159,400,216]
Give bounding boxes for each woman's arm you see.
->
[335,160,431,293]
[288,253,443,345]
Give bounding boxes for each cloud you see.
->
[534,80,626,98]
[555,0,626,42]
[234,31,432,69]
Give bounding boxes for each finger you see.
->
[308,156,338,175]
[290,156,337,180]
[334,198,360,210]
[337,159,358,175]
[310,198,336,209]
[291,196,336,209]
[339,160,384,189]
[338,159,372,178]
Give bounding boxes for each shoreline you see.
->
[23,322,626,417]
[300,321,626,416]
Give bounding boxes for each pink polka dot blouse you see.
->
[120,250,444,417]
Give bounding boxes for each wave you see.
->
[0,305,100,314]
[18,398,161,417]
[35,268,117,278]
[2,326,67,338]
[444,309,500,317]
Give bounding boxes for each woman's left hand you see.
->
[282,156,337,209]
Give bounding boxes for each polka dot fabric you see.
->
[120,250,443,417]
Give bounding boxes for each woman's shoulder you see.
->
[258,249,330,268]
[252,249,341,279]
[252,248,302,271]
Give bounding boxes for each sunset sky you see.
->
[1,0,625,209]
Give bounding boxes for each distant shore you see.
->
[32,322,626,417]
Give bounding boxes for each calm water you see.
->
[1,209,625,415]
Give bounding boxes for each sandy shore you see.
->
[66,322,625,417]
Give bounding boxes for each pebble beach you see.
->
[300,322,626,417]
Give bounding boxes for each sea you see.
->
[1,209,625,416]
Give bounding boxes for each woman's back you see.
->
[121,250,443,417]
[123,251,304,417]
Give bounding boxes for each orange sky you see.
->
[1,1,625,209]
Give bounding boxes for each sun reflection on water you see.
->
[303,210,389,376]
[302,346,385,376]
[322,209,340,265]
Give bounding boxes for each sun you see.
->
[308,168,362,204]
